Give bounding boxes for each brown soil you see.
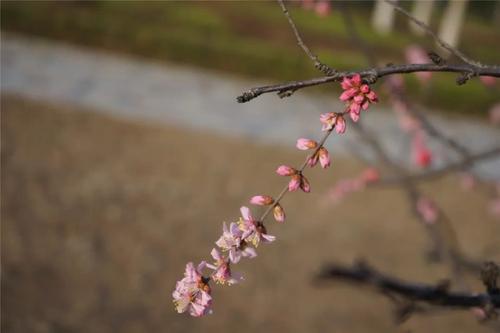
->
[2,94,499,333]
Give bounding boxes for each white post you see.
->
[438,0,468,54]
[372,0,397,35]
[410,0,435,35]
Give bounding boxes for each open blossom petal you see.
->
[173,262,212,317]
[207,248,243,286]
[296,138,318,150]
[250,195,274,206]
[276,165,297,176]
[240,206,253,222]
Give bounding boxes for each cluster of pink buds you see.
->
[340,74,378,122]
[173,75,378,317]
[296,138,331,168]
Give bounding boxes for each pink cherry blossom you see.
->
[215,222,257,263]
[250,195,274,206]
[318,147,331,169]
[340,74,378,122]
[296,138,318,150]
[412,132,433,168]
[273,204,286,223]
[276,165,297,176]
[416,197,439,224]
[206,248,243,286]
[314,0,331,17]
[320,112,346,134]
[173,262,212,317]
[239,206,276,247]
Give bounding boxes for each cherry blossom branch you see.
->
[376,146,500,186]
[236,63,500,103]
[259,125,335,222]
[316,261,500,309]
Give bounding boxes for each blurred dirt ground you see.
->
[2,94,499,333]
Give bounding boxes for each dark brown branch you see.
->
[316,261,500,309]
[236,63,500,103]
[375,146,500,186]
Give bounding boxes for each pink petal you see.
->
[276,165,297,176]
[240,206,253,221]
[296,138,318,150]
[288,175,301,192]
[319,147,331,168]
[250,195,274,206]
[335,115,346,134]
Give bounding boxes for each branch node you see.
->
[481,262,500,295]
[456,72,474,85]
[315,62,337,76]
[237,90,260,103]
[277,89,296,99]
[428,51,446,66]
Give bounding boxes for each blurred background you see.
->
[1,1,500,332]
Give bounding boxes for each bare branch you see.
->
[316,261,500,309]
[236,63,500,103]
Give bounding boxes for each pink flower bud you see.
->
[360,84,370,94]
[307,152,319,167]
[273,204,285,223]
[360,167,380,183]
[276,165,297,176]
[296,138,318,150]
[318,147,330,169]
[300,175,311,193]
[288,174,301,192]
[250,195,274,206]
[335,115,346,134]
[366,90,378,102]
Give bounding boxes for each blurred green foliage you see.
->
[2,1,498,115]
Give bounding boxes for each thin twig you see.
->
[385,0,483,68]
[277,0,335,75]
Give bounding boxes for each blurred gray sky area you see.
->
[2,35,500,178]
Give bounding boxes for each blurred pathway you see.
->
[2,35,499,178]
